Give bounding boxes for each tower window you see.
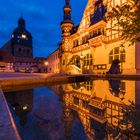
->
[27,49,30,53]
[21,34,26,39]
[19,48,21,52]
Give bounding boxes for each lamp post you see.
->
[80,53,84,74]
[44,61,48,73]
[120,44,125,73]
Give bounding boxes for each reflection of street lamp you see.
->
[120,44,125,73]
[119,91,125,100]
[80,53,84,74]
[80,86,84,92]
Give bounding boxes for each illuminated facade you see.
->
[0,50,14,72]
[60,0,140,74]
[51,80,140,139]
[47,49,60,73]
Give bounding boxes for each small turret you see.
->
[61,0,73,37]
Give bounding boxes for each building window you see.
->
[93,64,107,70]
[19,48,21,52]
[120,82,125,91]
[63,60,65,65]
[84,81,93,91]
[82,100,89,108]
[73,39,78,47]
[84,54,92,66]
[27,49,30,53]
[109,47,126,64]
[82,35,88,44]
[74,97,79,105]
[69,55,80,68]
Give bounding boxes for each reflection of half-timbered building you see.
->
[60,0,140,74]
[51,80,140,139]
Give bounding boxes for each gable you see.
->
[77,0,95,33]
[77,0,107,33]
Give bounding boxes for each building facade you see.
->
[1,16,34,71]
[47,49,60,73]
[60,0,140,74]
[0,50,14,72]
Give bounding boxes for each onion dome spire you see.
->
[62,0,72,22]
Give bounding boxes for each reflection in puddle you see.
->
[4,80,140,140]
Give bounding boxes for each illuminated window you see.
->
[21,34,26,39]
[82,35,88,44]
[74,97,79,105]
[69,55,80,68]
[82,100,89,108]
[73,39,78,47]
[84,54,92,66]
[93,64,106,70]
[109,47,126,64]
[72,83,81,89]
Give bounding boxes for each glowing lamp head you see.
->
[80,53,84,59]
[45,62,48,66]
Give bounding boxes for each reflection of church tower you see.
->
[60,0,73,73]
[5,89,33,126]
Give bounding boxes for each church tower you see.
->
[2,15,33,58]
[60,0,73,73]
[11,15,33,58]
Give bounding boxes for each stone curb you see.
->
[1,74,140,89]
[0,75,86,89]
[0,88,21,140]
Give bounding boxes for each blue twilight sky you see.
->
[0,0,87,57]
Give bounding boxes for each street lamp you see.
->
[120,44,125,73]
[45,61,48,66]
[44,61,48,73]
[80,53,84,74]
